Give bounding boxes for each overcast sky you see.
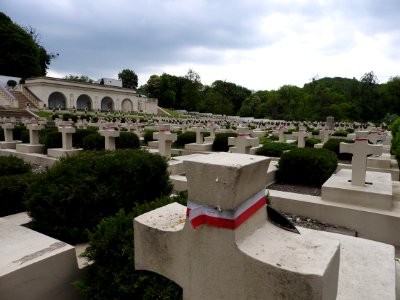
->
[2,0,399,90]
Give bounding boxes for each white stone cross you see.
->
[58,121,76,150]
[320,127,333,143]
[99,123,120,150]
[293,128,311,148]
[1,123,15,142]
[189,126,205,144]
[368,129,385,145]
[340,131,383,186]
[277,124,286,142]
[153,125,177,158]
[27,122,44,145]
[228,133,259,154]
[134,153,340,300]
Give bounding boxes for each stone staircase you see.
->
[0,109,37,120]
[9,90,37,109]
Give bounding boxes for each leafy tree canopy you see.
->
[0,12,53,78]
[64,74,94,83]
[118,69,138,89]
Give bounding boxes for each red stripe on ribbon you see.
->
[355,138,368,141]
[186,195,266,230]
[238,133,250,137]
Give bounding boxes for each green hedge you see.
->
[332,130,348,137]
[256,142,296,157]
[0,156,32,176]
[174,131,196,148]
[276,148,338,186]
[212,132,237,152]
[74,194,186,299]
[73,128,98,148]
[143,130,156,144]
[116,132,140,149]
[25,150,172,243]
[82,133,104,150]
[305,138,321,148]
[322,138,353,161]
[0,173,35,217]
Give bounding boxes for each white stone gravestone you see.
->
[135,153,340,300]
[153,125,177,158]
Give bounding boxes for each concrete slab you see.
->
[322,169,392,210]
[299,228,396,300]
[184,143,213,151]
[367,153,392,169]
[1,212,31,226]
[15,143,45,154]
[268,186,400,246]
[338,161,399,181]
[170,174,187,192]
[47,148,83,158]
[0,141,22,149]
[0,149,57,167]
[0,219,81,300]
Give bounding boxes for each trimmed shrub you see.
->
[0,156,32,176]
[39,127,62,150]
[322,138,353,161]
[62,113,78,122]
[174,131,196,148]
[73,128,98,148]
[256,142,296,157]
[116,132,140,149]
[276,148,338,186]
[0,173,35,217]
[143,130,156,144]
[390,117,400,136]
[310,129,320,135]
[82,133,104,150]
[332,130,348,137]
[0,130,3,141]
[305,138,321,148]
[74,193,186,299]
[7,79,17,88]
[25,150,173,243]
[212,132,237,152]
[13,125,29,142]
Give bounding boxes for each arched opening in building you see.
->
[121,98,133,112]
[101,96,114,111]
[77,94,92,111]
[48,92,67,109]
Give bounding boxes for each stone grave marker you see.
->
[293,128,311,148]
[153,125,177,158]
[99,123,120,150]
[135,153,340,300]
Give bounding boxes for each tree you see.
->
[0,12,53,78]
[64,74,94,83]
[118,69,138,89]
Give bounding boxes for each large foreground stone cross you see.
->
[340,131,383,186]
[293,127,311,148]
[153,125,177,158]
[135,153,340,300]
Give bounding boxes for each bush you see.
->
[143,130,156,144]
[25,150,173,243]
[390,117,400,136]
[0,156,32,176]
[13,125,29,142]
[62,113,78,122]
[74,194,186,299]
[305,138,321,148]
[39,127,62,150]
[174,131,196,148]
[7,80,17,88]
[332,130,348,137]
[256,142,296,157]
[82,133,104,150]
[212,132,237,152]
[0,173,35,217]
[276,148,338,186]
[73,128,97,148]
[116,132,140,149]
[322,138,353,161]
[310,129,320,135]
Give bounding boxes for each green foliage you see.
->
[62,113,78,122]
[0,173,35,217]
[143,130,156,144]
[305,138,321,148]
[82,133,104,151]
[12,125,29,142]
[118,69,138,89]
[256,142,296,157]
[73,128,97,148]
[64,74,94,83]
[212,132,237,152]
[116,132,140,149]
[322,138,353,161]
[7,79,17,87]
[276,148,338,186]
[75,193,187,299]
[0,155,32,176]
[25,150,173,243]
[174,131,196,148]
[390,117,400,136]
[39,128,62,150]
[0,12,52,77]
[332,130,348,137]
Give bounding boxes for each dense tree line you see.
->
[140,70,400,123]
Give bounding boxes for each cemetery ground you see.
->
[0,110,400,299]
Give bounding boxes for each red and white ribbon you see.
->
[186,189,266,230]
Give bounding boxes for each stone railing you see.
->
[0,85,17,108]
[18,85,43,108]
